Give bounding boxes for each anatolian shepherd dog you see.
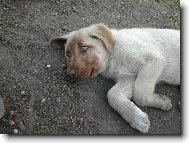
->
[50,23,180,133]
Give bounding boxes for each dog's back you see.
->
[110,28,180,85]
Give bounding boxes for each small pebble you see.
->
[9,111,15,116]
[2,118,8,122]
[0,96,5,119]
[72,6,76,12]
[61,26,67,31]
[79,118,84,124]
[21,90,25,95]
[178,101,180,109]
[61,64,67,69]
[18,121,26,131]
[46,64,51,68]
[13,129,19,134]
[9,120,16,126]
[41,98,45,103]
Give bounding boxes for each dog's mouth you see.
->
[66,67,96,81]
[89,67,95,77]
[79,67,96,81]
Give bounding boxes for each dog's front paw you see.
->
[160,95,172,110]
[131,111,150,133]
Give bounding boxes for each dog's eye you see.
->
[66,50,71,57]
[81,46,88,52]
[90,35,99,40]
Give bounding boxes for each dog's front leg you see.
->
[133,56,172,110]
[107,78,150,133]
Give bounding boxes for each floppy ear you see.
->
[49,31,76,49]
[49,37,67,49]
[89,23,115,54]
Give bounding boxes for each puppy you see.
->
[50,23,180,133]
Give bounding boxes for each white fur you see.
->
[99,28,180,133]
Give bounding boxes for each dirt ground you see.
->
[0,0,180,135]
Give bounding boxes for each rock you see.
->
[9,111,15,116]
[9,120,16,126]
[18,121,26,131]
[61,26,67,31]
[72,6,76,12]
[178,101,180,109]
[41,98,45,103]
[2,118,8,122]
[0,96,5,119]
[46,64,51,68]
[21,90,26,95]
[61,64,67,69]
[79,118,84,124]
[13,129,19,134]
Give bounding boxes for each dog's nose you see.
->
[68,70,77,78]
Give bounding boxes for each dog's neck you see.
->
[99,54,114,77]
[98,50,110,74]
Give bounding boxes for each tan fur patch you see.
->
[66,34,100,80]
[89,23,115,54]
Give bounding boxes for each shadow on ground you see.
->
[0,0,180,135]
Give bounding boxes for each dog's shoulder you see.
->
[110,28,179,53]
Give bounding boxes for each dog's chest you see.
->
[101,56,137,81]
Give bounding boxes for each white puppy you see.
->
[50,23,180,133]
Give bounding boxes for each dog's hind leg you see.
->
[133,56,172,110]
[107,77,150,133]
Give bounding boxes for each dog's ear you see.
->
[49,31,76,49]
[89,23,115,54]
[49,37,67,49]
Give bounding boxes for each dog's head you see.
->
[50,23,115,81]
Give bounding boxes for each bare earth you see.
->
[0,0,180,135]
